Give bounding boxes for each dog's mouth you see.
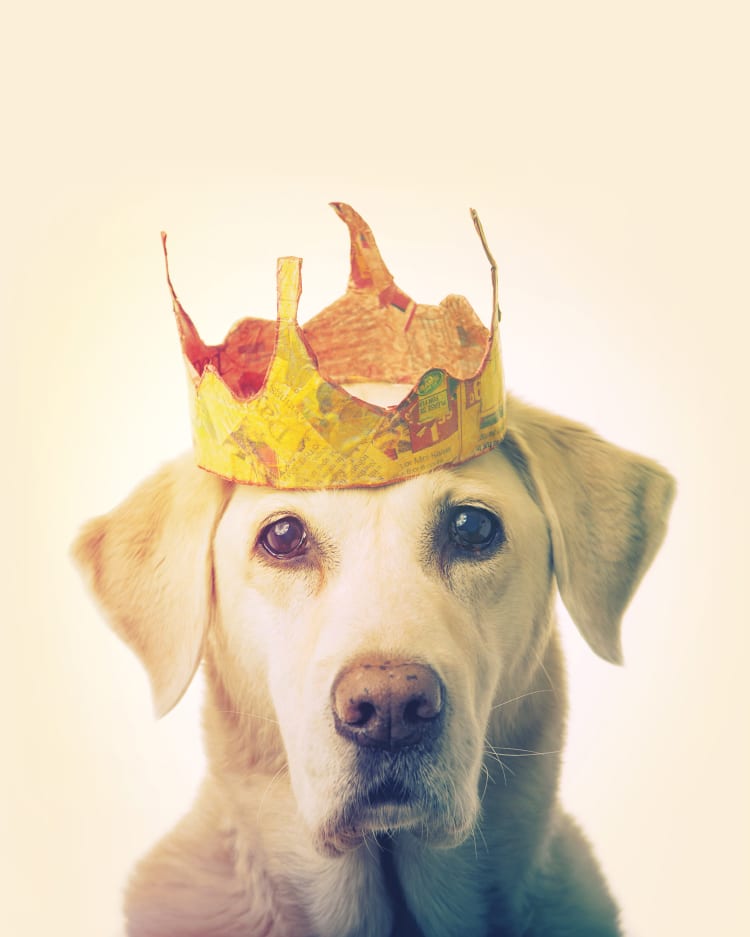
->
[363,777,414,806]
[352,747,426,811]
[313,749,476,856]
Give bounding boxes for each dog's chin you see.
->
[311,798,477,858]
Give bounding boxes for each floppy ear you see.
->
[504,396,675,663]
[72,455,233,717]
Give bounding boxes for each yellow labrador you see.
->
[74,390,674,937]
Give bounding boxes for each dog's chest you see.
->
[351,834,495,937]
[269,830,495,937]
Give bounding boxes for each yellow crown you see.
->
[163,203,505,489]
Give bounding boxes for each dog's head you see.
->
[73,396,674,855]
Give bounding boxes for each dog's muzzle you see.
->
[317,657,476,854]
[331,656,444,750]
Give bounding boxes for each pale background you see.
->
[2,1,748,935]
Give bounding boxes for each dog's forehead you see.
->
[223,447,530,530]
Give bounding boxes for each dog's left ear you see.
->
[504,397,675,663]
[72,455,233,717]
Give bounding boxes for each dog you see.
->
[73,385,674,937]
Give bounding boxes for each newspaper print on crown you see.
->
[164,203,505,489]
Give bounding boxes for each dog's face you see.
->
[212,449,550,854]
[73,396,674,859]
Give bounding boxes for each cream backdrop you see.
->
[2,2,748,936]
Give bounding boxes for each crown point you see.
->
[331,202,396,294]
[470,210,501,324]
[276,256,303,323]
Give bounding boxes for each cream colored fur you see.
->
[73,394,674,937]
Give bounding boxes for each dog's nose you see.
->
[331,657,444,749]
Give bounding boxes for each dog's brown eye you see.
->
[260,516,307,558]
[449,506,503,554]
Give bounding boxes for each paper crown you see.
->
[163,203,506,489]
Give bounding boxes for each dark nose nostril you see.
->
[403,696,436,723]
[332,657,444,749]
[349,700,376,727]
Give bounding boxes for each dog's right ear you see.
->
[72,455,233,717]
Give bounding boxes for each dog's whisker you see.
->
[475,822,489,856]
[470,828,480,861]
[533,648,560,701]
[484,741,515,784]
[479,762,491,801]
[492,747,561,757]
[491,688,554,711]
[256,764,289,823]
[362,832,380,861]
[499,761,513,784]
[215,709,281,725]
